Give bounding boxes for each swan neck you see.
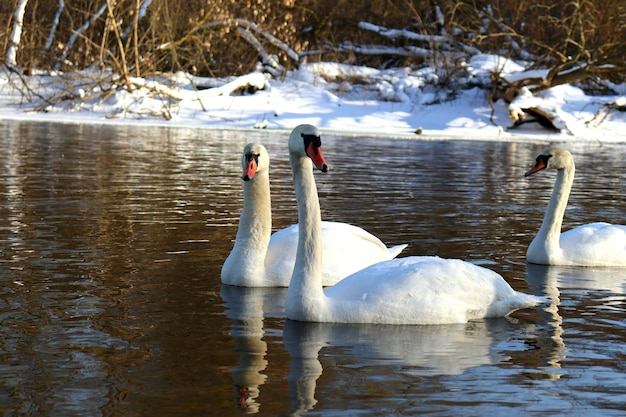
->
[234,171,272,258]
[287,154,325,302]
[537,164,574,247]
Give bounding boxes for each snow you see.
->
[0,54,625,143]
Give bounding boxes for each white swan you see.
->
[525,147,626,266]
[285,124,543,325]
[221,143,407,287]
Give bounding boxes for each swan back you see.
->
[323,257,542,324]
[264,221,408,284]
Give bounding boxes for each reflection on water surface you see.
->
[0,121,625,416]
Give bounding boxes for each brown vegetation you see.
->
[2,0,625,101]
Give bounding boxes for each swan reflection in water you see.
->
[526,263,626,296]
[222,284,525,415]
[221,279,579,416]
[525,263,626,379]
[282,317,534,415]
[220,285,286,414]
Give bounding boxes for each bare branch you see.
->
[236,26,283,75]
[56,3,108,70]
[358,21,448,44]
[105,0,132,89]
[44,0,64,51]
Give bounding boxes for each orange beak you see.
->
[306,141,329,172]
[242,157,258,181]
[525,156,548,177]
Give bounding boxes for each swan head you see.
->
[288,124,329,172]
[241,143,270,181]
[525,147,573,177]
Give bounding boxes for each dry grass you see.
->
[1,0,624,85]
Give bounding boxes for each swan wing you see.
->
[324,257,543,324]
[265,221,407,285]
[560,222,626,266]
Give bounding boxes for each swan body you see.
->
[285,124,543,325]
[525,147,626,266]
[221,143,407,287]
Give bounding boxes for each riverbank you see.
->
[1,55,624,143]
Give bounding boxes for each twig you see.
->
[56,2,107,70]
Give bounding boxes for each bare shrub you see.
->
[1,0,624,118]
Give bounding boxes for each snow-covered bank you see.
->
[0,55,625,143]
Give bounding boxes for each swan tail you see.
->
[504,293,548,316]
[387,244,408,259]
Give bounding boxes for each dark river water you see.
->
[1,121,625,416]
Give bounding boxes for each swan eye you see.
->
[245,153,260,164]
[301,133,322,155]
[536,154,552,165]
[543,154,553,165]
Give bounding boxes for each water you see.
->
[0,121,625,416]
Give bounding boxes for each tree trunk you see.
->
[6,0,29,68]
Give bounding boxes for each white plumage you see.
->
[525,147,626,266]
[221,143,406,287]
[285,124,543,325]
